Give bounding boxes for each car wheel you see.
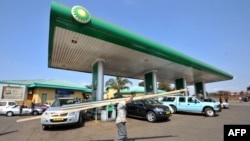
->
[204,108,215,117]
[32,110,39,115]
[146,111,157,122]
[171,106,177,114]
[6,111,14,117]
[75,115,83,127]
[42,125,49,130]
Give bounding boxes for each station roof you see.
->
[48,1,233,86]
[117,86,166,94]
[0,79,91,92]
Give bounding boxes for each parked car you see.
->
[204,97,229,109]
[221,102,230,109]
[0,100,17,114]
[203,97,220,103]
[126,98,172,122]
[34,103,49,113]
[242,96,249,102]
[40,97,86,130]
[0,105,43,116]
[161,95,221,117]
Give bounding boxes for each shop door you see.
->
[41,93,47,104]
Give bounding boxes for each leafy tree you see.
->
[85,84,92,89]
[105,76,132,94]
[138,81,173,92]
[158,82,173,91]
[138,81,144,87]
[247,85,250,91]
[208,92,217,96]
[217,90,230,96]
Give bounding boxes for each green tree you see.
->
[138,81,173,92]
[138,81,144,87]
[85,84,92,89]
[247,85,250,91]
[105,76,133,94]
[217,90,230,96]
[158,82,173,91]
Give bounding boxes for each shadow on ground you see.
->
[90,135,177,141]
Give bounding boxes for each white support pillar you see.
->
[97,61,104,101]
[91,58,105,101]
[91,58,105,120]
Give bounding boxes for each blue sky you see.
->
[1,0,250,94]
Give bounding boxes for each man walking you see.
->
[115,92,136,141]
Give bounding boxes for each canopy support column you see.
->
[144,70,158,95]
[175,78,187,95]
[91,58,105,120]
[195,82,206,99]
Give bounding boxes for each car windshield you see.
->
[51,98,77,107]
[144,98,161,104]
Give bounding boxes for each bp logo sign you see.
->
[71,5,91,24]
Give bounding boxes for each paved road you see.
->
[0,101,249,141]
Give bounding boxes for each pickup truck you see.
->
[160,95,221,117]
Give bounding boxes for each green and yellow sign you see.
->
[71,5,91,24]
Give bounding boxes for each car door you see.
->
[186,97,203,112]
[132,100,147,117]
[127,100,146,117]
[176,96,187,111]
[126,101,137,116]
[10,105,20,115]
[13,105,30,115]
[21,107,31,115]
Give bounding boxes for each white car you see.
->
[41,97,86,130]
[204,97,230,109]
[0,105,43,116]
[221,102,230,109]
[0,100,17,113]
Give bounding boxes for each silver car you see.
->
[0,100,17,112]
[40,97,86,130]
[0,105,43,117]
[221,102,230,109]
[204,97,230,109]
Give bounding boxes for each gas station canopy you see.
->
[48,1,233,85]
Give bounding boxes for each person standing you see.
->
[115,92,136,141]
[219,96,222,103]
[31,101,35,115]
[19,101,24,116]
[198,93,204,100]
[224,96,228,103]
[219,96,223,108]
